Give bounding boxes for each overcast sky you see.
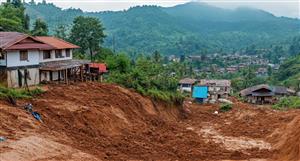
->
[20,0,300,18]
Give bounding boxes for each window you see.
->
[55,50,63,58]
[65,49,70,57]
[182,84,191,88]
[43,50,51,59]
[20,50,28,61]
[0,52,5,60]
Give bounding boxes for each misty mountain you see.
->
[25,2,300,55]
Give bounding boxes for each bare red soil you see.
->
[0,82,300,161]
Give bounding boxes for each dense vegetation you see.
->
[273,96,300,110]
[69,16,106,60]
[102,52,185,104]
[25,1,300,55]
[0,0,29,32]
[0,0,49,35]
[272,54,300,90]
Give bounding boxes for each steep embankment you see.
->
[1,83,223,161]
[0,83,186,160]
[1,82,300,161]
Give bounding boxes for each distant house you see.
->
[0,32,89,88]
[256,67,268,77]
[240,84,296,104]
[178,78,197,92]
[226,67,238,73]
[192,79,231,103]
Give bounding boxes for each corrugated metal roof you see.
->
[240,84,295,97]
[6,43,54,50]
[0,32,55,51]
[0,32,27,49]
[35,36,80,49]
[89,63,108,73]
[198,79,231,87]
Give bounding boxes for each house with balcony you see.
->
[0,32,90,88]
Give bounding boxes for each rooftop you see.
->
[240,84,295,97]
[198,79,231,87]
[36,36,80,49]
[0,32,26,49]
[179,78,197,84]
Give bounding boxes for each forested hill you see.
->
[25,1,300,55]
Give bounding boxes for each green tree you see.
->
[54,24,68,40]
[105,53,130,73]
[289,37,300,56]
[94,47,114,62]
[0,2,27,32]
[70,16,105,62]
[23,14,30,30]
[152,50,161,63]
[11,0,22,8]
[31,18,48,36]
[29,0,36,5]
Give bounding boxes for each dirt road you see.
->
[0,83,299,161]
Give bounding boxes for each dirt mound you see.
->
[268,115,300,161]
[1,83,300,161]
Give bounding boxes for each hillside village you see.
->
[0,0,300,161]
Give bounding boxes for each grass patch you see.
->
[0,86,45,100]
[272,96,300,110]
[146,89,184,105]
[219,103,233,112]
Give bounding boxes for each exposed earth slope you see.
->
[0,83,300,160]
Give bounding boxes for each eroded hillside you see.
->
[0,83,300,161]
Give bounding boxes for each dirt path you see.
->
[0,83,300,161]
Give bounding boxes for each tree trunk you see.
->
[89,48,93,62]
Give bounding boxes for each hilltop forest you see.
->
[0,0,300,95]
[25,1,300,55]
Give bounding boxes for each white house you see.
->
[178,78,197,93]
[0,32,89,88]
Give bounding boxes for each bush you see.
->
[0,86,44,100]
[105,54,185,105]
[28,88,45,96]
[220,103,233,112]
[146,89,184,105]
[272,96,300,110]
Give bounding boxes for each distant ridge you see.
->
[25,1,300,55]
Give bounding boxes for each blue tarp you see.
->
[32,112,42,122]
[192,86,208,98]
